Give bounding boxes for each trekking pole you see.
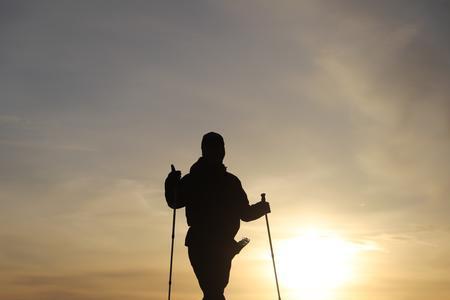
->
[168,207,176,300]
[168,164,177,300]
[261,193,281,300]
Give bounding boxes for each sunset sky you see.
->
[1,1,449,300]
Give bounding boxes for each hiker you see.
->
[165,132,271,300]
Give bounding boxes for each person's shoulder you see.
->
[225,171,242,185]
[180,172,193,183]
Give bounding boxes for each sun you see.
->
[274,228,361,300]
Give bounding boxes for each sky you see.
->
[1,1,449,299]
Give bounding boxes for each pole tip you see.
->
[261,193,266,202]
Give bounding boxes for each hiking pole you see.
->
[261,193,281,300]
[168,164,177,300]
[168,206,176,300]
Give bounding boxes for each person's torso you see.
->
[182,170,243,245]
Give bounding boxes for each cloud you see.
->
[0,139,98,152]
[0,115,22,124]
[6,268,167,300]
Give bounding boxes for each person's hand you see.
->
[260,201,271,214]
[165,164,181,188]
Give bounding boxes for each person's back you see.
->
[165,132,270,300]
[181,156,250,249]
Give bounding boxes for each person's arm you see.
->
[241,200,271,222]
[164,165,186,209]
[233,177,270,222]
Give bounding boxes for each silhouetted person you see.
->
[165,132,271,300]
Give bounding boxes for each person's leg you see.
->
[188,246,232,300]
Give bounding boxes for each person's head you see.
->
[201,132,225,164]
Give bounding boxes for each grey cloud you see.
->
[0,1,447,219]
[0,234,52,269]
[0,115,22,124]
[7,268,168,300]
[12,268,162,286]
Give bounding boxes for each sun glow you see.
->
[275,228,365,300]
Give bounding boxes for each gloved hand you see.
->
[259,201,271,214]
[165,164,181,189]
[251,200,271,218]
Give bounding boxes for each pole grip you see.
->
[261,193,266,202]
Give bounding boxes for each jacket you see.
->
[165,157,267,247]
